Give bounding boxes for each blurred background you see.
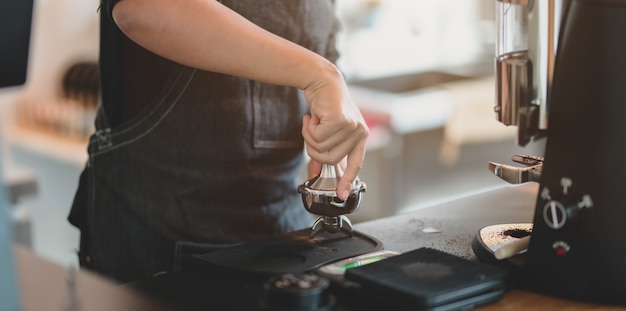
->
[0,0,543,268]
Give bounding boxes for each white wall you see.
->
[19,0,99,103]
[335,0,493,79]
[1,0,99,267]
[1,0,99,124]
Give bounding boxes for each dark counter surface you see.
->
[16,183,626,310]
[354,184,537,258]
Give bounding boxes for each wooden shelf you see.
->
[6,124,88,165]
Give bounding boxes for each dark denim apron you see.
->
[69,0,340,282]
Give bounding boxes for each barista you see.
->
[68,0,369,283]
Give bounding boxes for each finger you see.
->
[303,117,350,164]
[303,117,342,145]
[307,159,322,179]
[336,140,367,201]
[302,114,323,146]
[306,142,348,165]
[305,134,356,166]
[305,120,366,162]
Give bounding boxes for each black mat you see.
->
[193,229,383,276]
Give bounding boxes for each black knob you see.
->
[260,273,335,311]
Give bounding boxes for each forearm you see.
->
[112,0,341,90]
[113,0,369,199]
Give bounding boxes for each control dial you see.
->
[540,177,594,230]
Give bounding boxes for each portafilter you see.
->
[298,163,367,237]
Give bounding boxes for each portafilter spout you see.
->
[297,163,367,237]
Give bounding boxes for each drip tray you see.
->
[193,229,383,275]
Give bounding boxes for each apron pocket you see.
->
[252,81,307,149]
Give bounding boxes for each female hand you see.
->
[302,67,369,201]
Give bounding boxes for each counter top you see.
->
[14,183,626,310]
[354,183,537,258]
[13,245,176,311]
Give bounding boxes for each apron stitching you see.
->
[95,128,112,149]
[108,67,195,138]
[90,69,196,156]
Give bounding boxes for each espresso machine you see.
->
[474,0,626,304]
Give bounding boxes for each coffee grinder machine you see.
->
[474,0,626,304]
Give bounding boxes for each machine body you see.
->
[490,0,626,303]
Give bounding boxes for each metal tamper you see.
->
[298,163,367,237]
